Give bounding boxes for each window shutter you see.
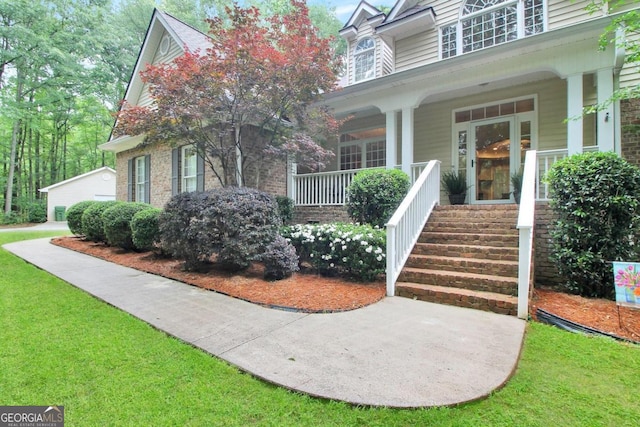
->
[196,153,205,192]
[127,158,134,202]
[171,148,180,195]
[144,154,151,203]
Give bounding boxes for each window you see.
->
[128,155,150,203]
[339,127,386,170]
[181,145,198,193]
[354,37,375,82]
[172,145,204,195]
[440,0,545,58]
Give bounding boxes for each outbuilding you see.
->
[39,166,116,221]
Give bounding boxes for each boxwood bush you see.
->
[81,200,122,243]
[102,202,152,250]
[547,151,640,299]
[160,187,279,272]
[346,168,410,227]
[131,207,162,252]
[281,223,386,281]
[66,201,98,235]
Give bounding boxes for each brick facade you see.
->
[115,139,287,209]
[621,98,640,167]
[293,205,350,224]
[534,202,563,287]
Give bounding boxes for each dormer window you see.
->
[441,0,545,59]
[354,37,375,82]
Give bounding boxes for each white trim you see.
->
[39,167,116,193]
[181,145,198,193]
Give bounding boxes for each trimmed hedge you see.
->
[547,151,640,299]
[82,201,122,243]
[281,223,385,281]
[103,202,152,250]
[261,235,299,280]
[346,168,410,227]
[66,201,98,235]
[131,208,162,252]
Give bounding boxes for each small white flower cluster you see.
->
[282,223,386,281]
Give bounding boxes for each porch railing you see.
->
[517,150,537,319]
[536,146,598,200]
[386,160,441,297]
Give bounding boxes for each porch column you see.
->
[401,107,414,175]
[567,73,583,155]
[286,155,296,201]
[385,110,398,169]
[597,68,615,152]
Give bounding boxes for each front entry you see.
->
[470,118,513,203]
[454,97,535,204]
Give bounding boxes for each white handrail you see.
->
[517,150,537,319]
[386,160,441,297]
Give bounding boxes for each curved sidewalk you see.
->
[4,238,526,408]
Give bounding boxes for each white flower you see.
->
[342,257,347,262]
[365,246,373,253]
[342,245,347,251]
[330,263,334,267]
[374,247,383,254]
[376,255,382,261]
[310,253,314,258]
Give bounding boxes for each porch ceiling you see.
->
[325,15,618,118]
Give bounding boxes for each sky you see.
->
[318,0,390,25]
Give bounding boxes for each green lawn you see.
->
[1,232,638,426]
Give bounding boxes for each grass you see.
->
[1,231,639,426]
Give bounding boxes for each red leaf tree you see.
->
[115,0,342,187]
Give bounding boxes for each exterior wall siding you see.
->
[547,0,593,30]
[137,30,184,108]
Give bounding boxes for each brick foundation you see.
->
[621,98,640,167]
[293,205,350,224]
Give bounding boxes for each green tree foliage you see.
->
[346,168,410,228]
[547,152,640,299]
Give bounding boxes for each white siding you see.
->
[547,0,593,30]
[138,30,185,107]
[45,171,116,221]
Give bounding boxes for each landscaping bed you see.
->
[52,236,385,313]
[51,236,640,341]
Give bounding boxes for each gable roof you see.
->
[340,1,385,37]
[39,167,116,193]
[123,9,211,108]
[101,10,211,153]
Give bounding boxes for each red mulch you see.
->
[51,237,640,341]
[51,236,385,313]
[531,288,640,342]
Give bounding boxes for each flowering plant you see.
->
[614,263,640,297]
[281,223,386,281]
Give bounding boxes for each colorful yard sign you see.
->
[612,262,640,308]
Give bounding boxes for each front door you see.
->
[469,118,514,203]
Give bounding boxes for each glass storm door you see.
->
[469,118,514,203]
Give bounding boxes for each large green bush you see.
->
[346,168,410,227]
[131,207,162,252]
[81,201,122,243]
[547,151,640,299]
[25,201,47,223]
[159,188,280,272]
[281,223,386,281]
[103,202,152,250]
[66,201,98,235]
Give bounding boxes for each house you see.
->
[99,10,288,208]
[39,166,116,221]
[100,1,640,316]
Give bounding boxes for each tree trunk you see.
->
[4,73,24,214]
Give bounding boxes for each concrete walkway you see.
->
[4,237,526,408]
[0,221,69,232]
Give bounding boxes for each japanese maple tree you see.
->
[114,0,341,187]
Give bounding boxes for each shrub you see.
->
[131,207,162,252]
[103,202,152,250]
[547,151,640,299]
[346,168,410,228]
[81,200,122,243]
[25,201,47,223]
[66,201,98,235]
[281,223,386,281]
[276,196,295,225]
[261,235,299,280]
[160,187,279,272]
[1,211,20,225]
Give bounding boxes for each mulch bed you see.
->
[51,236,385,313]
[51,237,640,342]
